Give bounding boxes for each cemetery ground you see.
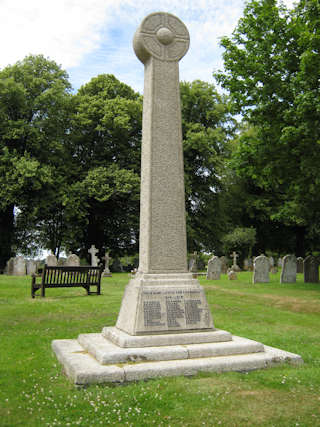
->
[0,273,319,427]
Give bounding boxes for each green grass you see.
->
[0,272,320,426]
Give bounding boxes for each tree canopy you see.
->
[215,0,320,256]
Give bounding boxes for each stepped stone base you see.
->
[52,327,303,385]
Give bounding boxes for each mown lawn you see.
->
[0,271,319,426]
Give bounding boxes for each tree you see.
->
[221,227,256,264]
[0,55,73,265]
[215,0,320,256]
[180,80,236,253]
[67,74,142,259]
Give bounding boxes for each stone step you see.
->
[77,333,265,365]
[52,338,303,385]
[103,326,232,348]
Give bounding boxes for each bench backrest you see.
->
[42,265,103,288]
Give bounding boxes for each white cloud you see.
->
[0,0,109,68]
[0,0,297,92]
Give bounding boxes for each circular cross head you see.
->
[133,12,190,64]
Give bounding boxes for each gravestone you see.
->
[4,258,14,275]
[206,256,221,280]
[230,251,241,272]
[26,259,38,275]
[268,256,274,271]
[88,245,99,267]
[297,257,304,273]
[304,255,319,283]
[12,256,26,276]
[228,270,237,280]
[220,256,228,274]
[253,255,269,283]
[189,252,198,272]
[277,257,283,268]
[58,257,66,266]
[65,254,80,267]
[102,251,112,277]
[280,255,297,283]
[52,11,303,385]
[46,253,57,266]
[243,258,249,271]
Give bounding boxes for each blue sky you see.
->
[1,0,295,94]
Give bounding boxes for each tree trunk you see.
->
[0,205,14,271]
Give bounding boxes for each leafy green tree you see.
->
[215,0,320,256]
[67,74,142,259]
[0,55,73,265]
[221,227,256,263]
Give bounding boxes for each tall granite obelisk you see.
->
[115,12,214,336]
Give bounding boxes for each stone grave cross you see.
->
[88,245,99,267]
[230,251,239,267]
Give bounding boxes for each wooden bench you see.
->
[31,264,103,298]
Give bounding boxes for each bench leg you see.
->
[41,285,45,297]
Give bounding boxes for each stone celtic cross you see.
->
[133,12,190,274]
[88,244,99,267]
[115,12,213,336]
[230,251,239,266]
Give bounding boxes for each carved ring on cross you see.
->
[133,12,190,64]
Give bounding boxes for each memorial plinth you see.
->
[52,12,303,384]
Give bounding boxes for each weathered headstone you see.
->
[189,251,198,272]
[4,257,14,275]
[268,256,274,269]
[220,256,228,274]
[12,256,26,276]
[88,245,99,267]
[297,257,304,273]
[253,255,270,283]
[228,270,237,280]
[243,258,249,271]
[26,259,38,275]
[52,11,303,385]
[280,255,297,283]
[65,253,80,267]
[206,256,221,280]
[277,257,283,268]
[304,255,319,283]
[46,253,58,266]
[102,251,112,277]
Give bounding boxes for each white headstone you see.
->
[253,255,270,283]
[102,251,112,277]
[12,256,26,276]
[206,256,221,280]
[88,245,99,267]
[65,254,80,267]
[220,256,228,274]
[46,253,58,266]
[26,259,38,275]
[280,255,296,283]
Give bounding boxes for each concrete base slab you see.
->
[52,331,303,385]
[78,333,264,364]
